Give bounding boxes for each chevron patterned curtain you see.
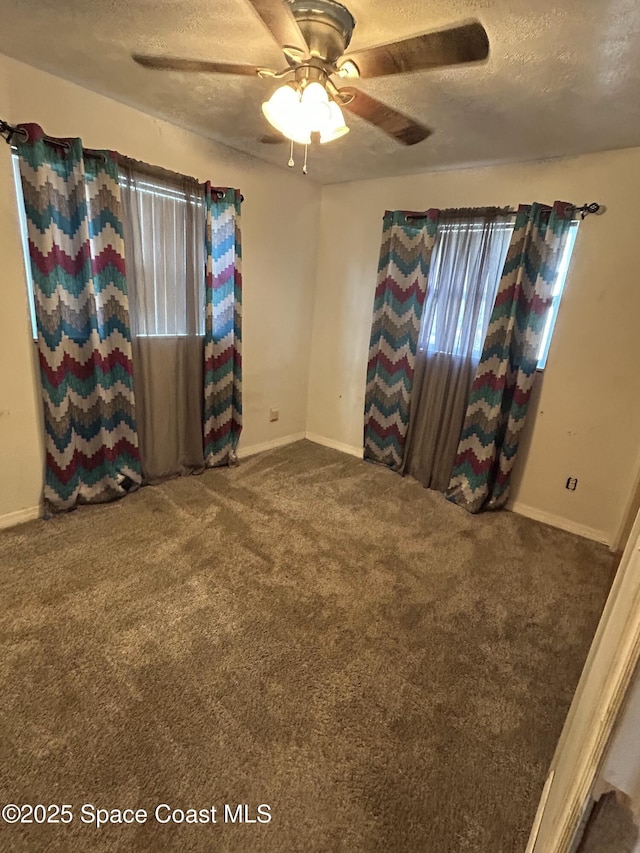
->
[364,209,440,470]
[203,184,243,467]
[447,201,574,513]
[15,124,141,514]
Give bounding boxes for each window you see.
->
[118,170,206,338]
[12,153,38,339]
[422,215,579,369]
[423,219,514,360]
[12,153,207,341]
[537,221,579,369]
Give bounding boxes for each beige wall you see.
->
[306,150,640,544]
[0,53,321,523]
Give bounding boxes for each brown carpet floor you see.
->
[0,440,612,852]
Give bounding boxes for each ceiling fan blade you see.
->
[343,21,489,78]
[340,88,431,146]
[246,0,308,54]
[133,54,261,76]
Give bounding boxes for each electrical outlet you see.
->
[566,477,578,491]
[269,408,279,422]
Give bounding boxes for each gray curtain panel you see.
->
[120,161,206,484]
[401,208,513,490]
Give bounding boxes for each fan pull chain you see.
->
[288,140,294,168]
[303,144,309,175]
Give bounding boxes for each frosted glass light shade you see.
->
[262,85,311,145]
[300,82,331,131]
[320,101,350,143]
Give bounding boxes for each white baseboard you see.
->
[237,433,306,459]
[509,501,609,545]
[0,504,42,531]
[305,432,364,459]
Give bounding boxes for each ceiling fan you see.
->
[133,0,489,171]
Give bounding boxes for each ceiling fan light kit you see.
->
[260,0,356,170]
[261,79,349,147]
[133,0,490,174]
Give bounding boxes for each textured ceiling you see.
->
[1,0,640,183]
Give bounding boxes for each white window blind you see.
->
[118,171,206,338]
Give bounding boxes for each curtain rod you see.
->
[405,202,602,222]
[1,118,107,163]
[3,119,598,216]
[1,119,242,202]
[1,119,89,153]
[1,119,35,145]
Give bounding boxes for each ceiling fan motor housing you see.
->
[287,0,356,64]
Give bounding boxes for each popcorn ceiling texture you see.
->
[0,441,612,851]
[1,0,640,183]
